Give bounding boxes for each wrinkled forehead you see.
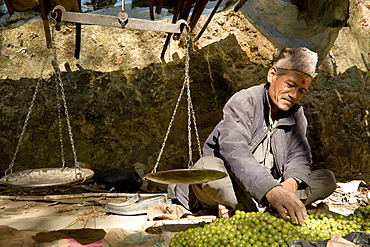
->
[285,70,313,88]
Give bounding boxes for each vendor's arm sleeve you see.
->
[217,91,280,203]
[283,108,312,184]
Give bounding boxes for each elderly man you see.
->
[174,47,336,225]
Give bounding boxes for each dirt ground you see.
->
[0,184,212,246]
[0,181,369,246]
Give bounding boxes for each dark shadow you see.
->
[33,228,106,245]
[0,34,261,176]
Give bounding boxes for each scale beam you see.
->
[51,5,187,34]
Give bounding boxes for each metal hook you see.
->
[118,11,129,27]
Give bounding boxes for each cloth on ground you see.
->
[147,203,192,221]
[0,226,162,247]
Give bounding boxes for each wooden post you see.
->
[38,0,52,48]
[4,0,14,15]
[75,0,82,59]
[195,0,223,41]
[234,0,249,12]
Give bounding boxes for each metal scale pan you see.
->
[143,168,227,184]
[0,168,94,187]
[141,26,229,186]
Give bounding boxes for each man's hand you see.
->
[265,185,307,225]
[281,177,299,193]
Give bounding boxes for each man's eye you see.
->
[286,82,293,87]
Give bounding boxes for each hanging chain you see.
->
[51,20,67,170]
[184,29,202,168]
[56,66,66,169]
[50,17,82,177]
[6,18,82,178]
[152,76,186,173]
[185,29,193,168]
[189,89,202,160]
[151,25,202,173]
[5,55,49,175]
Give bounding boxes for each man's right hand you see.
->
[265,185,307,225]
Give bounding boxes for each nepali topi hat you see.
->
[273,47,318,78]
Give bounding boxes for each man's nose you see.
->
[288,88,299,100]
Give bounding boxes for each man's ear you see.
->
[267,67,277,83]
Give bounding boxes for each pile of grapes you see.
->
[169,205,370,247]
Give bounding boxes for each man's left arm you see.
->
[266,109,311,225]
[283,108,312,187]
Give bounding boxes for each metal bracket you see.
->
[50,5,187,34]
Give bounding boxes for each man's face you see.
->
[267,67,312,115]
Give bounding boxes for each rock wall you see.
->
[0,0,369,186]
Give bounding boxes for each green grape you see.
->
[169,207,370,247]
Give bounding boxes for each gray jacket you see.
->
[202,83,312,203]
